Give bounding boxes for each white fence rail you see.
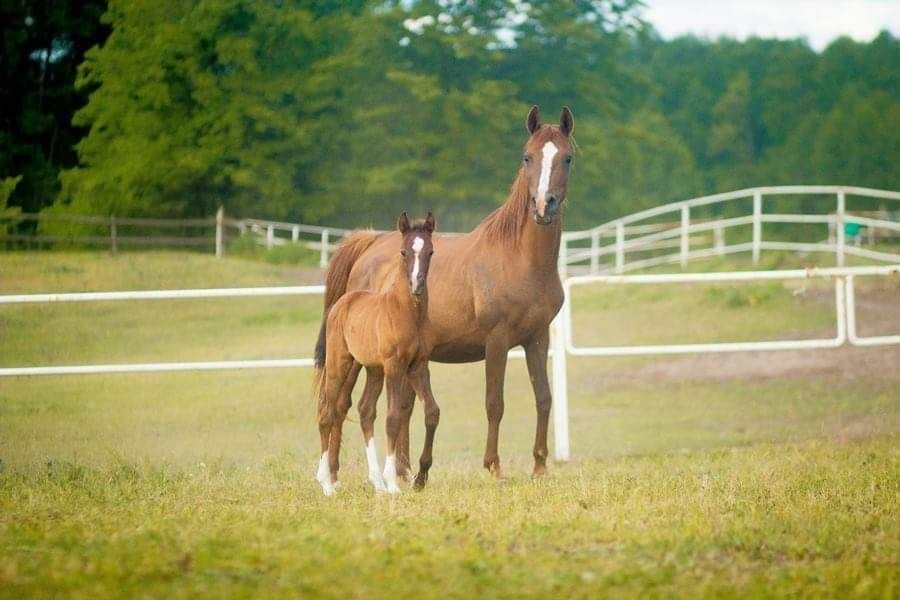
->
[563,186,900,275]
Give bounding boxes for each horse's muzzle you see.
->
[530,195,559,225]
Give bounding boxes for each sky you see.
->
[641,0,900,50]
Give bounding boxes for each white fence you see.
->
[3,185,899,460]
[562,185,900,274]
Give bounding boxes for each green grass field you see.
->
[1,251,898,597]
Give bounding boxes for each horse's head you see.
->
[397,211,436,296]
[521,105,574,226]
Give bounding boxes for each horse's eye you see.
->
[400,250,408,257]
[565,155,572,164]
[523,155,531,164]
[429,251,434,256]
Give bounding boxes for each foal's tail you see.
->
[313,230,381,370]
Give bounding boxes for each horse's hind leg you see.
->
[326,356,359,490]
[409,364,440,490]
[525,329,552,478]
[358,366,387,492]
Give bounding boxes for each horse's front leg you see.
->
[408,363,440,489]
[524,328,551,478]
[383,367,411,494]
[483,336,509,479]
[395,377,415,483]
[357,366,387,492]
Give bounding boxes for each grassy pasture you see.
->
[0,250,898,597]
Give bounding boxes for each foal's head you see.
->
[397,211,436,296]
[521,105,575,226]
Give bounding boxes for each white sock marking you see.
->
[536,141,558,216]
[383,453,401,494]
[366,438,387,492]
[316,452,335,496]
[410,236,425,288]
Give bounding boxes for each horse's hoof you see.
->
[413,472,428,490]
[531,464,547,479]
[369,471,388,493]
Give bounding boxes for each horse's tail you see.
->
[314,230,380,370]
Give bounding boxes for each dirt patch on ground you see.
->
[588,286,900,388]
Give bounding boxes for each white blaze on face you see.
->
[536,141,558,216]
[410,236,425,289]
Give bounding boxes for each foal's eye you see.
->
[565,155,573,164]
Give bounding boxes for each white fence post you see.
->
[615,222,625,274]
[291,225,299,243]
[215,206,224,258]
[266,225,274,250]
[836,190,846,267]
[590,229,599,274]
[752,190,762,264]
[552,235,570,461]
[680,205,690,268]
[110,215,117,254]
[714,224,725,255]
[319,229,329,269]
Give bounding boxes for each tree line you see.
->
[2,0,897,233]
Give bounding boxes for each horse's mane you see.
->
[478,125,573,246]
[479,167,530,245]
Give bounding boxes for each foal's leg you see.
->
[357,366,387,492]
[483,335,509,479]
[316,375,336,496]
[525,329,552,478]
[327,359,361,489]
[395,378,416,483]
[408,364,440,490]
[383,368,411,494]
[317,350,354,495]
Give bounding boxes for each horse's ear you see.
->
[424,211,436,233]
[559,106,574,137]
[525,105,541,134]
[397,212,410,233]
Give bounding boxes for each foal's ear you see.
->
[397,212,411,233]
[525,105,541,134]
[424,211,436,233]
[559,106,574,137]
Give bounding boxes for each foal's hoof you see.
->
[386,482,402,495]
[369,471,388,493]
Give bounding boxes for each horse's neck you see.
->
[387,265,428,324]
[477,170,563,274]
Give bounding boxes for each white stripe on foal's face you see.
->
[410,236,425,289]
[536,141,558,217]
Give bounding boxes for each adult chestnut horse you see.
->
[315,105,574,480]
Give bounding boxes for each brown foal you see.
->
[316,106,574,483]
[315,212,438,495]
